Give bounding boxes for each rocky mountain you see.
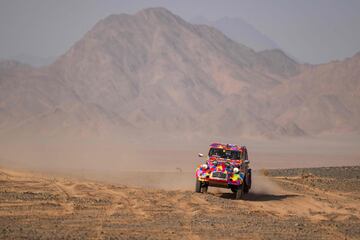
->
[0,7,359,138]
[269,52,360,134]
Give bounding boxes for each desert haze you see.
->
[0,7,359,170]
[0,6,359,240]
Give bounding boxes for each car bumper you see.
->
[198,177,242,188]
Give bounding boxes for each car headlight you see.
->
[201,173,208,177]
[233,167,239,173]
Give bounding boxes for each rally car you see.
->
[195,143,251,199]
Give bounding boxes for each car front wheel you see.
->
[235,185,244,200]
[202,185,208,194]
[195,179,202,193]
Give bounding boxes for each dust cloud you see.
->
[0,130,359,190]
[250,170,283,195]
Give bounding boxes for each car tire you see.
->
[235,185,244,200]
[243,182,249,193]
[243,173,251,193]
[195,179,202,193]
[202,185,208,194]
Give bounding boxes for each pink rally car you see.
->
[195,143,252,199]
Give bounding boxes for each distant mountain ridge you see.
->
[0,7,359,138]
[1,54,56,67]
[191,16,279,51]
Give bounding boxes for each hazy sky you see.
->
[0,0,359,64]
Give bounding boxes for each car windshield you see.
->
[208,148,242,160]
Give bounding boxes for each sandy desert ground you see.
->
[0,166,359,240]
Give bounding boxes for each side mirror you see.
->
[244,160,250,164]
[198,153,204,157]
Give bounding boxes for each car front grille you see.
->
[211,172,227,179]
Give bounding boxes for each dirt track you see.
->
[0,166,359,239]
